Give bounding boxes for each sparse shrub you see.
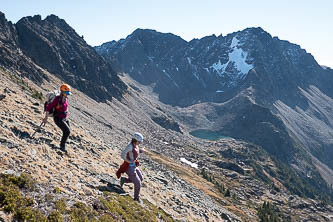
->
[32,89,43,100]
[98,214,117,222]
[2,173,35,190]
[69,202,97,222]
[15,207,47,221]
[257,201,288,222]
[0,187,33,213]
[5,70,44,101]
[54,198,67,214]
[48,210,64,222]
[54,187,61,194]
[0,173,45,221]
[201,168,229,197]
[44,193,54,202]
[225,189,231,197]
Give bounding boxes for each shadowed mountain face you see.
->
[0,12,127,101]
[96,28,333,107]
[97,28,333,187]
[0,12,45,82]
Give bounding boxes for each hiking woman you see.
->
[42,84,72,152]
[118,132,145,202]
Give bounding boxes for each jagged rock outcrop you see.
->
[0,11,127,102]
[151,115,182,133]
[0,12,45,82]
[15,14,126,101]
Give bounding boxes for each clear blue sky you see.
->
[1,0,332,67]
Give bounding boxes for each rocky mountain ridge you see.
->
[0,11,126,102]
[96,27,333,199]
[96,28,333,107]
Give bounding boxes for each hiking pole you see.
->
[32,122,45,137]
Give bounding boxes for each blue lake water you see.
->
[190,129,231,141]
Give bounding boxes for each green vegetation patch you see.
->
[0,173,46,221]
[200,168,230,197]
[257,201,289,222]
[47,210,64,222]
[0,173,174,221]
[100,194,174,222]
[69,202,98,222]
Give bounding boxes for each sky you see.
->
[1,0,332,67]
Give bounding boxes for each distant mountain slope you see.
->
[96,27,333,106]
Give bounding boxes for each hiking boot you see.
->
[60,145,67,153]
[134,198,142,204]
[120,177,125,188]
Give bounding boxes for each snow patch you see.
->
[180,158,198,169]
[209,37,253,79]
[187,57,192,65]
[230,37,240,48]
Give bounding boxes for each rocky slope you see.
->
[1,68,333,221]
[0,68,236,221]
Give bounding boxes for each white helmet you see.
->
[133,132,143,142]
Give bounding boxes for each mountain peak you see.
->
[0,11,6,21]
[13,13,127,101]
[17,15,43,24]
[129,28,186,43]
[235,27,272,42]
[0,11,9,28]
[45,14,68,26]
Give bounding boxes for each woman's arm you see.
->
[121,144,134,163]
[139,147,145,153]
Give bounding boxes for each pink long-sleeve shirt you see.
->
[46,96,68,119]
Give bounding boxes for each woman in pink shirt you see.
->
[43,84,72,153]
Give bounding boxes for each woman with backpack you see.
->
[42,84,72,153]
[117,132,145,203]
